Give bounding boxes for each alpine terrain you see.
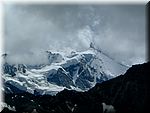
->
[1,61,149,113]
[2,45,128,96]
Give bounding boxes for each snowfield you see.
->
[2,47,129,95]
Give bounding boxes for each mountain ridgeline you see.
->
[2,48,128,95]
[2,62,150,113]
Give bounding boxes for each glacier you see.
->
[2,47,129,95]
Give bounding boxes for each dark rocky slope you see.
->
[1,62,150,113]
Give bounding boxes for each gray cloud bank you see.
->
[4,4,146,66]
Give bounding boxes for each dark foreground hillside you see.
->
[1,62,150,113]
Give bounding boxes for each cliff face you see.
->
[88,62,150,113]
[3,49,128,96]
[2,62,150,113]
[2,49,128,95]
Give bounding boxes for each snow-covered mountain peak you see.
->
[2,48,129,95]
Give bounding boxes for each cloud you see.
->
[4,4,146,66]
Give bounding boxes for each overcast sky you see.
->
[4,4,146,66]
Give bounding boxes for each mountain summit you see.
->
[2,48,128,95]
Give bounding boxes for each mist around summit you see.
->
[4,4,146,66]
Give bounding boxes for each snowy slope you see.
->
[2,48,129,95]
